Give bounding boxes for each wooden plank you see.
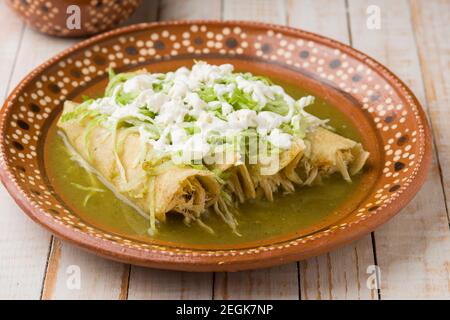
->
[3,0,446,300]
[288,0,377,300]
[223,0,286,23]
[299,239,377,300]
[159,0,222,20]
[214,265,299,300]
[0,2,24,101]
[41,0,160,300]
[0,182,52,300]
[348,0,450,299]
[212,0,299,301]
[126,0,221,300]
[128,268,213,300]
[15,26,127,299]
[287,0,349,43]
[41,239,129,300]
[8,30,76,90]
[410,0,450,223]
[0,23,76,299]
[0,1,29,300]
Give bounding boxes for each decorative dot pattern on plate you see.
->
[6,0,142,37]
[0,21,430,269]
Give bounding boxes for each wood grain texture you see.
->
[299,240,376,300]
[126,0,221,299]
[128,268,213,300]
[223,0,286,22]
[0,0,449,300]
[41,239,128,300]
[0,2,24,101]
[0,25,75,300]
[288,0,377,300]
[159,0,222,20]
[410,0,450,223]
[10,25,127,299]
[214,265,299,300]
[40,0,160,300]
[287,0,349,43]
[212,0,300,301]
[348,0,450,299]
[0,3,32,300]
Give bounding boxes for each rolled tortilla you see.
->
[58,101,369,233]
[302,127,370,183]
[222,128,369,202]
[248,138,305,201]
[57,101,220,227]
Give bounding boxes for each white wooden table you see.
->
[1,0,449,300]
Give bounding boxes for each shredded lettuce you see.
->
[226,88,259,111]
[198,86,217,102]
[116,90,138,105]
[105,71,139,97]
[241,73,274,86]
[183,124,200,135]
[263,94,290,116]
[139,108,157,119]
[59,61,332,235]
[108,66,116,80]
[60,100,93,123]
[70,182,105,193]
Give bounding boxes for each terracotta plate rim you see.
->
[0,20,432,272]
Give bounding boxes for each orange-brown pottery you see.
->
[0,21,432,271]
[6,0,142,37]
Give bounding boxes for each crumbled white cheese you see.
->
[87,61,319,164]
[184,92,207,116]
[155,101,187,125]
[267,129,292,149]
[123,74,156,94]
[256,111,284,132]
[227,109,258,130]
[214,83,236,98]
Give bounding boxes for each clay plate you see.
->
[0,21,432,271]
[6,0,142,37]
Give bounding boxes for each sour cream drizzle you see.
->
[87,61,322,163]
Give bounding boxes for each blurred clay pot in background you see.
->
[6,0,142,37]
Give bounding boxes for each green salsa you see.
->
[45,85,366,247]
